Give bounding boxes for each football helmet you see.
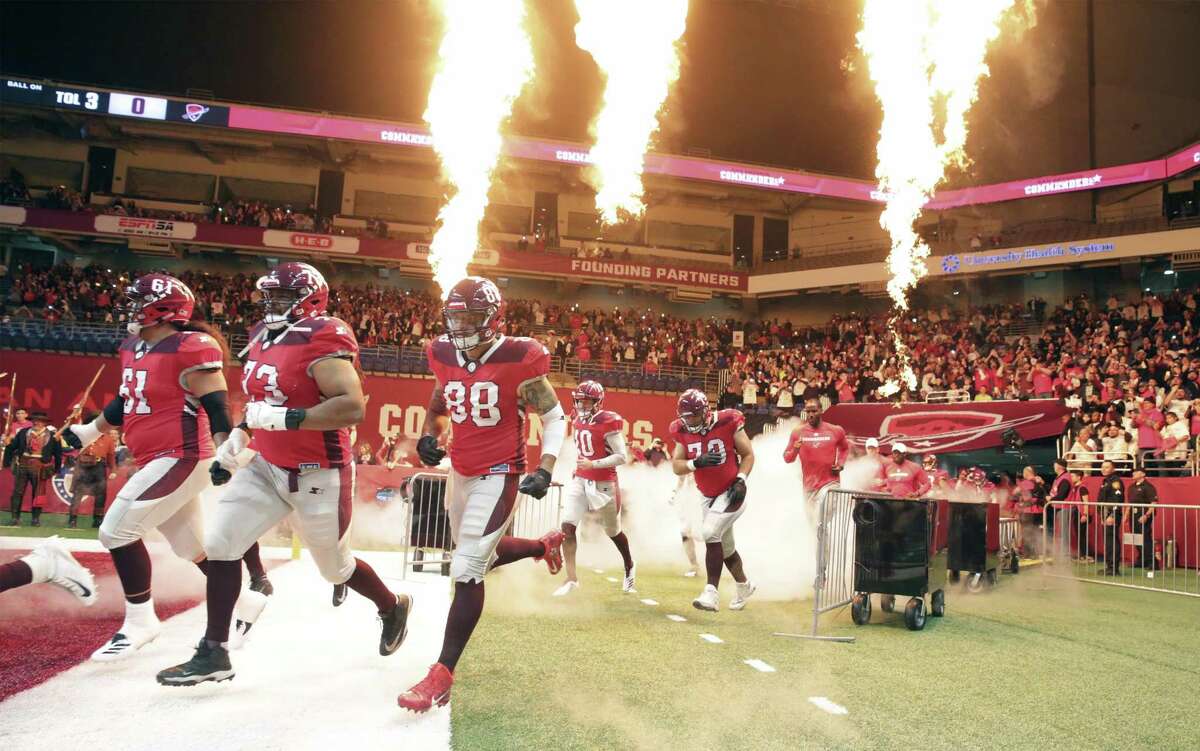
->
[572,380,605,420]
[966,466,987,486]
[922,453,938,469]
[677,388,713,434]
[443,276,503,351]
[124,273,195,335]
[256,262,329,330]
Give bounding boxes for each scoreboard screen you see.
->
[2,77,230,127]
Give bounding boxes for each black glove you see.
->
[519,468,553,499]
[62,429,83,450]
[693,451,723,469]
[209,460,232,486]
[417,434,446,467]
[725,477,747,506]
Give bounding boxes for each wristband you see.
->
[687,459,697,472]
[285,408,307,431]
[736,473,747,482]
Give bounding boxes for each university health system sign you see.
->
[938,241,1117,275]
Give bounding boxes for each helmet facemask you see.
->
[574,396,599,420]
[680,407,713,434]
[260,287,304,330]
[445,307,497,351]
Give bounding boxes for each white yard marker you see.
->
[606,576,619,583]
[592,568,604,574]
[699,633,724,644]
[743,659,776,673]
[666,614,687,622]
[808,697,849,716]
[640,598,658,606]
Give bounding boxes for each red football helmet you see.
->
[677,388,713,434]
[124,273,195,334]
[923,453,938,469]
[256,262,329,330]
[443,276,504,351]
[966,466,987,486]
[572,380,605,419]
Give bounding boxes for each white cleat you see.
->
[27,536,97,606]
[683,569,698,578]
[228,589,270,650]
[552,580,580,597]
[622,564,637,594]
[729,580,757,611]
[692,584,719,612]
[92,621,161,662]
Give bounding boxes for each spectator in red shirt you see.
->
[878,443,931,498]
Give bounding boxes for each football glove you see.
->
[210,461,232,486]
[519,468,553,499]
[725,477,747,506]
[417,434,446,467]
[693,451,723,469]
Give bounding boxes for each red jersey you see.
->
[118,331,223,467]
[572,409,624,482]
[669,408,744,499]
[241,317,357,469]
[783,421,849,492]
[427,335,551,477]
[878,459,931,497]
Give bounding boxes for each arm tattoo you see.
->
[519,377,560,415]
[428,382,449,416]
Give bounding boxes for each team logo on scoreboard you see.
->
[182,103,210,122]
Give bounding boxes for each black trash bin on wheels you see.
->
[946,500,1002,592]
[849,494,947,631]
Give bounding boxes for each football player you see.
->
[553,380,635,596]
[669,474,701,577]
[157,262,411,686]
[398,276,567,713]
[782,398,850,505]
[62,273,270,661]
[877,443,931,498]
[670,389,757,612]
[0,536,97,605]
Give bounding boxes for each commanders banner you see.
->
[0,351,680,453]
[822,399,1072,453]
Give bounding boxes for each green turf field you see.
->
[0,513,100,540]
[452,565,1198,751]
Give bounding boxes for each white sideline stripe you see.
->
[640,598,659,606]
[666,614,687,622]
[699,633,723,644]
[606,577,619,583]
[809,697,849,715]
[591,568,604,574]
[744,658,776,673]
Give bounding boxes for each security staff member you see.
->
[1127,469,1159,575]
[1096,460,1125,575]
[2,412,63,527]
[69,419,118,529]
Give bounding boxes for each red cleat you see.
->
[536,531,565,575]
[398,663,454,713]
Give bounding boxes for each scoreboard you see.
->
[2,77,229,126]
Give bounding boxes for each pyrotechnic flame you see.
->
[573,0,689,224]
[858,0,1031,392]
[424,0,535,294]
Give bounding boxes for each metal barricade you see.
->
[775,486,859,643]
[1042,500,1199,598]
[400,473,562,579]
[401,472,453,578]
[999,517,1021,574]
[1138,451,1195,477]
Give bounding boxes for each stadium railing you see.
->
[924,388,972,404]
[563,357,717,395]
[1042,500,1199,598]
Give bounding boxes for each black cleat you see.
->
[156,640,235,686]
[379,594,413,656]
[332,583,348,607]
[249,574,274,597]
